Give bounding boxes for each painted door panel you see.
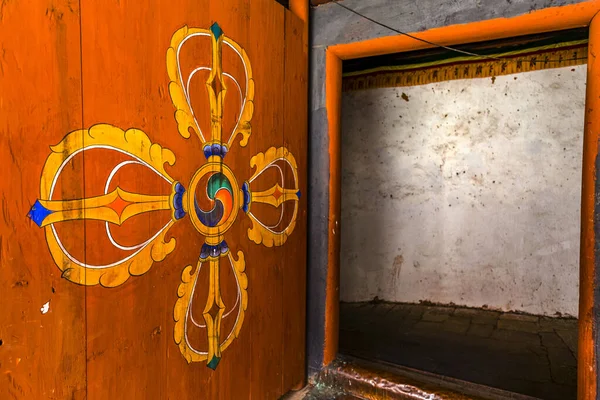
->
[0,0,307,398]
[0,2,87,399]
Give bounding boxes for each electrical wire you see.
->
[334,2,588,63]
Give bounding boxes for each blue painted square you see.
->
[27,199,53,227]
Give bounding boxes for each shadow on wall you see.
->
[339,65,585,317]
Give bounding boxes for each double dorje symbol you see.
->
[28,23,300,369]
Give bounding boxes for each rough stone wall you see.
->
[340,66,585,316]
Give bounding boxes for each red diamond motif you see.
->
[273,186,282,201]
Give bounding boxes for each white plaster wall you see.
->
[340,65,585,317]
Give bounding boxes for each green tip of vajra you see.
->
[210,22,223,40]
[207,356,221,370]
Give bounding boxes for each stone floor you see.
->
[339,302,578,400]
[282,385,361,400]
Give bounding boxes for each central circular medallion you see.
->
[186,161,240,243]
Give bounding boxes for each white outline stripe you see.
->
[248,158,299,235]
[183,253,243,356]
[176,32,250,146]
[48,146,173,269]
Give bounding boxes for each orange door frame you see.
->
[323,1,600,398]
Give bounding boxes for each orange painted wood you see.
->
[0,1,87,399]
[79,3,192,398]
[290,0,309,56]
[1,0,307,399]
[234,1,286,397]
[290,0,309,24]
[580,13,600,400]
[78,0,305,399]
[282,9,308,390]
[329,0,600,60]
[324,50,342,367]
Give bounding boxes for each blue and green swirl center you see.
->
[194,173,233,227]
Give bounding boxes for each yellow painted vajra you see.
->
[29,23,300,370]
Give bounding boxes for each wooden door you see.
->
[0,1,307,399]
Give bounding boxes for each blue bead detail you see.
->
[211,143,220,157]
[200,243,210,260]
[207,355,221,370]
[242,182,251,213]
[202,143,228,159]
[174,208,186,220]
[203,145,212,159]
[27,200,53,227]
[199,240,229,261]
[172,183,186,220]
[296,190,301,199]
[210,22,223,40]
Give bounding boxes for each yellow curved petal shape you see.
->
[220,251,248,352]
[173,251,248,364]
[247,147,299,247]
[48,221,176,288]
[167,25,255,148]
[40,124,175,199]
[173,263,207,363]
[39,124,177,287]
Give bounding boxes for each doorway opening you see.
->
[338,29,585,400]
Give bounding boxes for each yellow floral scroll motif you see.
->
[40,124,176,197]
[31,124,178,288]
[166,23,258,369]
[246,147,300,247]
[31,22,298,369]
[45,220,176,288]
[173,251,247,367]
[166,25,255,148]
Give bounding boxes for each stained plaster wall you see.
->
[308,0,589,371]
[340,66,585,316]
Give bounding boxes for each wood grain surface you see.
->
[0,1,307,399]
